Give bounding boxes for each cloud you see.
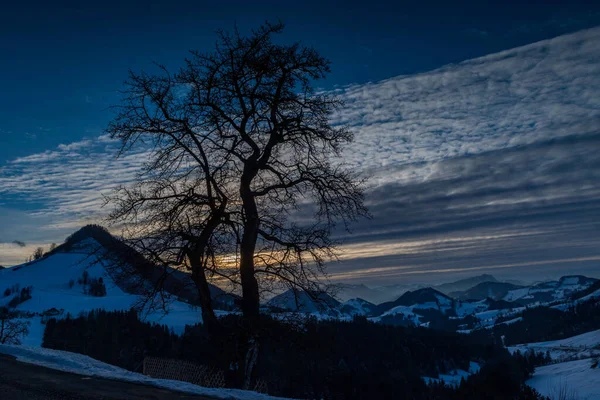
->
[57,139,93,152]
[328,27,600,283]
[327,134,600,285]
[334,27,600,177]
[1,27,599,283]
[0,136,147,224]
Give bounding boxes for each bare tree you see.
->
[0,307,30,345]
[107,22,367,383]
[181,21,367,319]
[31,247,44,261]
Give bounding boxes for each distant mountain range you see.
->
[332,282,419,304]
[270,272,599,333]
[2,225,599,343]
[450,281,522,301]
[334,274,516,304]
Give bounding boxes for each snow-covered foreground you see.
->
[527,359,600,400]
[0,344,291,400]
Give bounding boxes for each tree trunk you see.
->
[188,211,225,333]
[238,173,262,388]
[239,173,261,323]
[190,260,218,331]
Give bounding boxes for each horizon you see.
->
[1,2,600,288]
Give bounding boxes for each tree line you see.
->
[42,309,549,399]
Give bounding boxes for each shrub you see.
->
[31,247,45,261]
[7,286,33,308]
[88,277,106,297]
[3,283,20,298]
[7,295,21,308]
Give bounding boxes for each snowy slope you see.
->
[0,240,135,312]
[0,239,204,345]
[527,359,600,400]
[517,329,600,349]
[579,287,600,302]
[503,275,597,305]
[509,329,600,362]
[372,290,454,326]
[511,330,600,398]
[454,299,489,318]
[0,344,291,400]
[338,298,377,316]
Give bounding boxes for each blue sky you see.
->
[1,0,599,162]
[1,1,600,285]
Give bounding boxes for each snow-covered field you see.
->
[0,344,290,400]
[507,330,600,399]
[527,359,600,400]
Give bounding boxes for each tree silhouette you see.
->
[31,246,44,261]
[106,21,367,384]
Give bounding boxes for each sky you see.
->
[1,1,599,286]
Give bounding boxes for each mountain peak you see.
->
[395,287,452,307]
[435,274,498,295]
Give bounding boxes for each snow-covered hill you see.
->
[0,238,206,346]
[502,275,598,305]
[338,298,377,316]
[371,288,455,327]
[447,275,598,305]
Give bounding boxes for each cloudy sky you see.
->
[1,1,599,286]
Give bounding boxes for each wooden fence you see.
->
[142,357,226,388]
[142,357,269,393]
